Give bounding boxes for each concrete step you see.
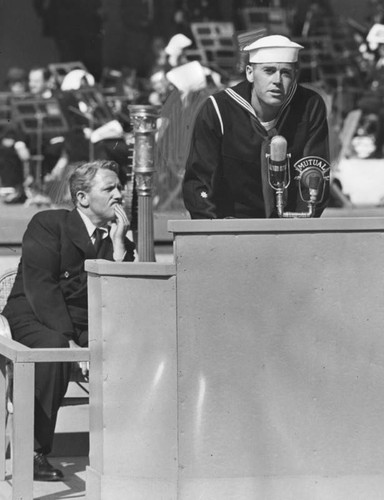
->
[0,455,88,500]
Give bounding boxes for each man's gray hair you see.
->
[69,160,120,205]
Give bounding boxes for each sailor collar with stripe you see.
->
[209,80,297,135]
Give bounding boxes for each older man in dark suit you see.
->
[3,159,135,481]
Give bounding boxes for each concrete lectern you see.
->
[85,218,384,500]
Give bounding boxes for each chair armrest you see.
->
[0,332,89,364]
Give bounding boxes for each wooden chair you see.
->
[239,6,291,36]
[0,269,16,313]
[0,269,89,407]
[190,22,238,75]
[0,268,90,500]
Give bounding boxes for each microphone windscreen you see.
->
[270,135,287,162]
[308,174,321,189]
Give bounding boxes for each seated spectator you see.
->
[0,126,29,203]
[148,69,172,105]
[2,159,135,481]
[0,67,30,203]
[118,67,142,104]
[51,70,133,207]
[25,67,66,192]
[358,23,384,157]
[59,69,128,166]
[28,66,55,98]
[164,33,193,68]
[150,36,168,70]
[5,67,28,96]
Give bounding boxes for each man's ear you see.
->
[245,65,254,83]
[76,190,89,208]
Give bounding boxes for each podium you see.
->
[85,218,384,500]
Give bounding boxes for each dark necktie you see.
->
[93,227,104,257]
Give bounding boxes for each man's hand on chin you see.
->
[110,203,129,261]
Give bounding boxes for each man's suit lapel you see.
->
[65,209,97,259]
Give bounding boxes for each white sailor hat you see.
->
[61,69,95,90]
[366,23,384,50]
[243,35,304,64]
[164,34,192,56]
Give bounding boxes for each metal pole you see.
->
[129,104,160,262]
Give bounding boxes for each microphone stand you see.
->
[266,151,309,218]
[276,197,316,218]
[267,155,329,218]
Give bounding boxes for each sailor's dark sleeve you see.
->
[182,98,223,219]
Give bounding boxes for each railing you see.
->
[0,335,89,500]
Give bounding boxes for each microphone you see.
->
[295,157,330,205]
[268,135,290,190]
[301,168,323,203]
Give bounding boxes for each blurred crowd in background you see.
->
[1,0,384,210]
